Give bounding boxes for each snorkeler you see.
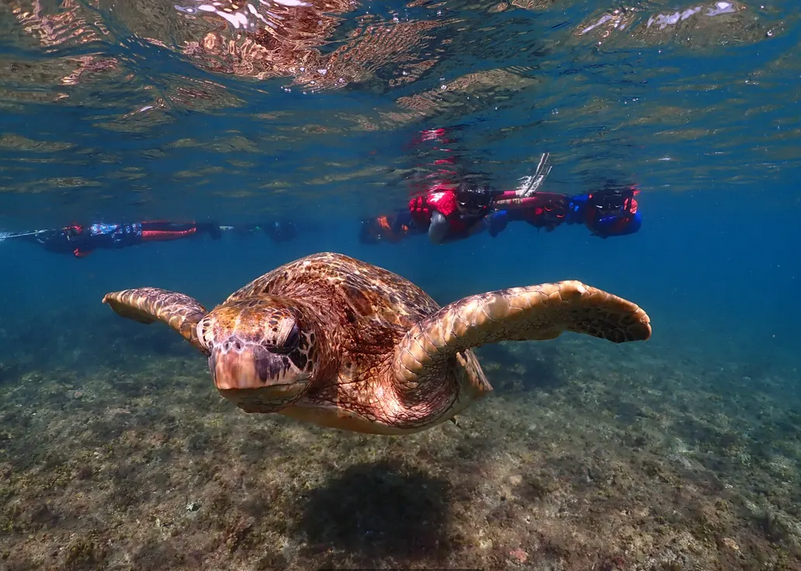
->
[411,152,553,244]
[360,127,553,245]
[487,184,642,239]
[361,184,641,244]
[223,218,298,243]
[360,177,642,244]
[360,127,641,244]
[12,220,223,258]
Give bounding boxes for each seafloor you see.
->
[0,310,799,571]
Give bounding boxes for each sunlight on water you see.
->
[0,0,798,225]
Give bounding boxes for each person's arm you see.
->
[11,231,49,246]
[487,193,574,235]
[39,226,90,256]
[427,211,450,244]
[492,192,569,210]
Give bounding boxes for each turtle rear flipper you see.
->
[394,280,651,385]
[102,287,208,353]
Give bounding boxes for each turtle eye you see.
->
[277,323,300,353]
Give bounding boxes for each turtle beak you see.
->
[208,344,310,413]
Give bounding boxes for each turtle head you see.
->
[197,297,320,413]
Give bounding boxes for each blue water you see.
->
[1,0,800,568]
[2,188,797,366]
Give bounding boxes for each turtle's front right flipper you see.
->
[102,287,208,353]
[394,281,651,385]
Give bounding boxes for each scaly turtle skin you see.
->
[102,252,651,435]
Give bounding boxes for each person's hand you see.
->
[488,211,509,237]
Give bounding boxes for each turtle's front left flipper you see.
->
[394,281,651,384]
[102,287,209,353]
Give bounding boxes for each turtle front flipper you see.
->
[394,280,651,384]
[102,287,209,354]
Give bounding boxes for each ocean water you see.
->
[0,0,800,569]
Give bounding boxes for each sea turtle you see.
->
[102,252,651,435]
